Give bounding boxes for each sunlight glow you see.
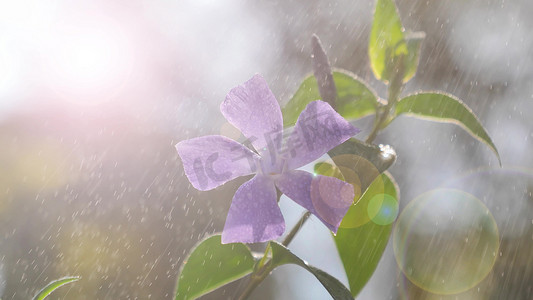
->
[46,16,134,105]
[0,45,21,97]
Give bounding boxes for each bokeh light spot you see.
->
[393,189,499,295]
[367,193,398,225]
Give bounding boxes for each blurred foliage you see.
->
[33,277,80,300]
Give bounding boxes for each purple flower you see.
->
[176,75,360,244]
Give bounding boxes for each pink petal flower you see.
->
[220,74,283,157]
[285,100,360,170]
[176,135,259,191]
[176,75,360,244]
[222,175,285,244]
[275,170,354,233]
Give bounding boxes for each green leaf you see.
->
[175,235,256,300]
[269,242,353,300]
[369,0,407,82]
[320,139,396,209]
[314,162,345,181]
[283,70,378,127]
[394,92,501,165]
[320,139,396,228]
[33,276,80,300]
[402,31,425,83]
[334,172,399,297]
[328,138,396,179]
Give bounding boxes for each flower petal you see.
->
[222,175,285,244]
[176,135,260,191]
[285,100,360,169]
[220,74,283,157]
[275,170,354,233]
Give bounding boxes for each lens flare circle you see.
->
[393,189,499,295]
[367,193,398,225]
[442,166,533,238]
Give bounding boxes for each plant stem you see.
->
[365,112,385,144]
[237,211,312,299]
[365,69,403,144]
[237,260,274,300]
[255,243,271,270]
[282,211,312,246]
